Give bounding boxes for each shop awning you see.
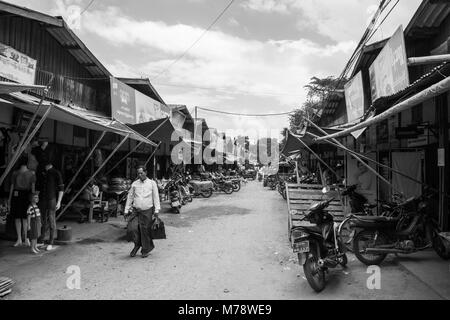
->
[0,81,46,94]
[281,130,311,157]
[315,75,450,141]
[129,117,179,143]
[281,125,342,157]
[2,91,157,145]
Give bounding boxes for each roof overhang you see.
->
[1,91,157,145]
[129,117,179,144]
[0,1,111,78]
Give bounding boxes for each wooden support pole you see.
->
[315,77,450,141]
[305,118,398,193]
[0,77,53,187]
[437,93,449,231]
[0,105,52,186]
[56,134,130,221]
[64,131,107,194]
[105,117,169,177]
[144,142,161,168]
[407,54,450,66]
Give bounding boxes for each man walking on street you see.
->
[36,160,64,251]
[125,165,161,258]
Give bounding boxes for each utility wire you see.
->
[154,82,304,97]
[80,0,95,16]
[196,106,295,117]
[151,0,235,81]
[365,0,400,44]
[330,0,394,94]
[36,69,305,98]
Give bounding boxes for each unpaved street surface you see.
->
[1,182,444,299]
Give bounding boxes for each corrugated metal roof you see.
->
[405,0,450,38]
[0,1,111,78]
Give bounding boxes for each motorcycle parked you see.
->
[338,185,407,252]
[267,174,278,190]
[164,179,182,214]
[211,174,234,194]
[174,174,193,204]
[291,194,348,292]
[350,190,450,265]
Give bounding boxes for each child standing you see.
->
[27,193,42,254]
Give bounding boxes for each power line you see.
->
[365,0,400,44]
[80,0,95,16]
[196,106,295,117]
[153,82,304,98]
[151,0,235,81]
[332,0,394,91]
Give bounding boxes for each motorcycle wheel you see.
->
[338,219,355,253]
[432,231,450,260]
[303,252,326,293]
[224,186,233,194]
[187,196,193,203]
[232,183,241,192]
[174,207,180,214]
[340,253,348,268]
[282,189,287,200]
[201,189,213,198]
[353,230,388,266]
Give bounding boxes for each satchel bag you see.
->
[150,217,166,239]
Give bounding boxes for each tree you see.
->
[289,76,346,132]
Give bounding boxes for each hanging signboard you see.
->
[407,129,429,148]
[170,109,187,130]
[369,26,409,101]
[110,77,170,125]
[0,43,37,85]
[344,71,368,140]
[344,71,365,123]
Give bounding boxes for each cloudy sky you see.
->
[7,0,422,140]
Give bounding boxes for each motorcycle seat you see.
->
[300,225,322,235]
[364,203,377,209]
[354,215,397,222]
[350,215,398,228]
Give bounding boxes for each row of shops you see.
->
[0,1,250,234]
[282,0,450,232]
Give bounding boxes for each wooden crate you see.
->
[286,183,344,242]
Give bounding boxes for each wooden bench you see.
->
[286,183,345,243]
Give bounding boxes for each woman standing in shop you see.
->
[8,156,36,247]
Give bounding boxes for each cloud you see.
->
[240,0,296,14]
[242,0,422,43]
[82,7,355,107]
[227,17,240,27]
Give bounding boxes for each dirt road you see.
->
[1,181,444,299]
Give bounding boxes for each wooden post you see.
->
[56,134,130,221]
[407,54,450,66]
[437,93,449,231]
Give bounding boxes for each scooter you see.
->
[350,190,450,265]
[211,175,234,194]
[267,174,278,190]
[291,193,348,292]
[165,180,182,214]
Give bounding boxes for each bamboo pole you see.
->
[0,77,54,187]
[305,118,397,192]
[307,129,450,200]
[144,142,161,168]
[56,134,130,221]
[105,117,170,176]
[64,131,107,194]
[293,135,339,179]
[314,77,450,141]
[407,54,450,66]
[0,105,52,186]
